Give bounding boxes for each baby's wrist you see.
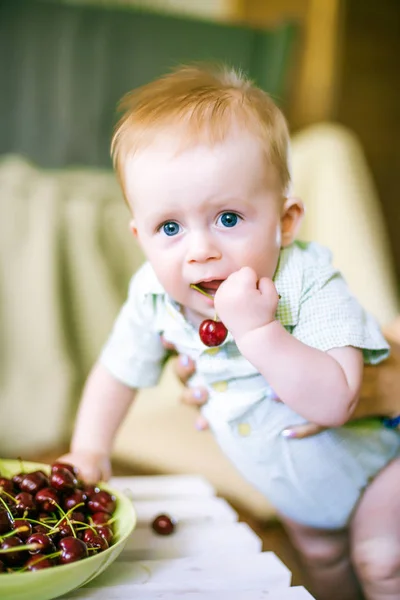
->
[70,446,109,459]
[235,319,280,351]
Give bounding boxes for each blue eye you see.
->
[218,212,239,228]
[162,222,180,236]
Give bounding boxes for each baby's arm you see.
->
[58,362,136,483]
[240,324,363,426]
[215,267,363,427]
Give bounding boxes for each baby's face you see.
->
[125,132,291,324]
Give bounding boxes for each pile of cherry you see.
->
[0,462,116,573]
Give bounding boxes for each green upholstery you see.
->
[0,0,297,168]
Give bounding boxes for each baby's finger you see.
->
[174,354,196,384]
[236,266,258,287]
[161,335,177,352]
[257,276,278,297]
[281,422,327,439]
[195,415,210,431]
[99,463,112,482]
[71,462,101,485]
[180,386,208,406]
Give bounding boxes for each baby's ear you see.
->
[280,197,305,247]
[129,219,138,238]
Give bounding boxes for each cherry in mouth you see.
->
[190,284,228,347]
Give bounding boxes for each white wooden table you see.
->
[61,475,315,599]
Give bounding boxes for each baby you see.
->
[60,65,400,600]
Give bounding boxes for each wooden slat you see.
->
[56,473,319,598]
[133,496,238,526]
[110,474,215,499]
[63,586,314,599]
[119,521,262,560]
[83,552,291,590]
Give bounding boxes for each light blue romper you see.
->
[100,242,400,529]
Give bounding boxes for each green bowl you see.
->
[0,459,136,600]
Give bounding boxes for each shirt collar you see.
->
[273,244,302,327]
[140,262,166,296]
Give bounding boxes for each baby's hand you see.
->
[215,267,279,341]
[56,451,111,484]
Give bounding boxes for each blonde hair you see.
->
[111,64,291,197]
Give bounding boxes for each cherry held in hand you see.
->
[190,283,228,347]
[199,319,227,347]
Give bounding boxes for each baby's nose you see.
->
[186,232,221,263]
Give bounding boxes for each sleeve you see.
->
[292,251,390,365]
[99,266,167,388]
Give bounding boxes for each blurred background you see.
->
[0,0,399,517]
[1,0,399,266]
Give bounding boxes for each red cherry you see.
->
[0,536,28,566]
[0,509,12,535]
[32,524,49,535]
[25,553,54,570]
[57,519,74,538]
[12,472,25,489]
[13,519,33,541]
[26,533,56,554]
[0,477,14,496]
[63,489,87,511]
[90,511,111,525]
[35,487,60,513]
[51,462,79,477]
[82,529,109,551]
[20,471,48,495]
[58,537,88,564]
[83,484,101,497]
[95,525,113,545]
[199,319,227,347]
[151,514,176,536]
[87,491,116,514]
[50,468,77,492]
[15,492,37,517]
[70,511,86,525]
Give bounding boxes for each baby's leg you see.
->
[351,456,400,600]
[280,514,363,600]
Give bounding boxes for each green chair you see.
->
[0,0,297,168]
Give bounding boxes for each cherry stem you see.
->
[190,284,220,323]
[17,457,26,474]
[74,522,98,534]
[0,490,17,504]
[0,526,30,541]
[190,284,213,300]
[49,502,77,539]
[52,502,85,532]
[23,517,53,530]
[89,515,116,528]
[20,550,62,571]
[0,543,40,553]
[0,495,14,521]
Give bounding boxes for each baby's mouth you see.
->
[191,280,224,298]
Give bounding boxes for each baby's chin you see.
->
[183,305,214,329]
